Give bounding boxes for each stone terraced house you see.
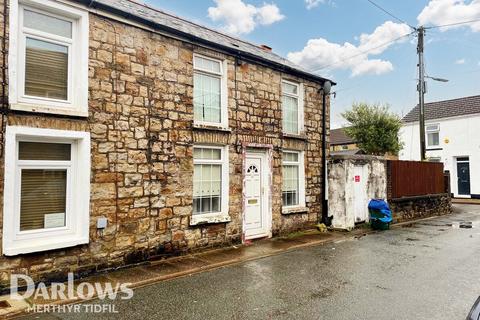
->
[0,0,333,284]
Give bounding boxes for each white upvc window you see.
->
[191,145,230,225]
[3,126,90,256]
[282,151,306,208]
[193,54,228,128]
[426,124,440,147]
[9,0,89,116]
[282,80,304,135]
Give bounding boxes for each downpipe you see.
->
[320,81,333,227]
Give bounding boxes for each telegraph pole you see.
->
[417,26,426,161]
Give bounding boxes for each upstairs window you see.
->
[9,0,89,116]
[193,55,228,128]
[23,10,71,100]
[282,80,304,135]
[426,124,440,147]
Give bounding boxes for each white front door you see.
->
[244,150,270,240]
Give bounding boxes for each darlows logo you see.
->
[10,273,134,301]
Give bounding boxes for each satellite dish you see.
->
[322,81,332,95]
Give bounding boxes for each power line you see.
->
[312,31,415,73]
[425,18,480,29]
[365,0,415,29]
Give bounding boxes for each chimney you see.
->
[259,44,272,52]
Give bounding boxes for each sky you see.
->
[144,0,480,128]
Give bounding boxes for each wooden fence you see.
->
[388,160,445,199]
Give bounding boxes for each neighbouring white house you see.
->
[399,95,480,199]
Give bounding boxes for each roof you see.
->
[330,149,363,156]
[330,128,355,145]
[402,95,480,123]
[77,0,334,85]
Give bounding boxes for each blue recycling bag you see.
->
[368,199,392,224]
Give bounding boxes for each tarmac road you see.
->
[20,204,480,320]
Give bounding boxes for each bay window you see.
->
[9,0,89,116]
[193,55,228,128]
[3,126,90,256]
[282,151,306,208]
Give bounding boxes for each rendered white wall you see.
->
[328,156,387,230]
[399,114,480,197]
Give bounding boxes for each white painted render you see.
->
[328,155,387,230]
[399,114,480,198]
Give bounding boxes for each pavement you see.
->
[13,203,480,319]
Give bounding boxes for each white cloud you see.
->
[287,21,411,77]
[207,0,284,35]
[305,0,324,10]
[455,58,466,64]
[417,0,480,32]
[256,3,284,25]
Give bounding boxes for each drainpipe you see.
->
[320,81,332,226]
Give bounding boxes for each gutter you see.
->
[79,0,336,86]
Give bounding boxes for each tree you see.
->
[341,102,403,156]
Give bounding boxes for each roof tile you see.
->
[84,0,332,84]
[403,95,480,123]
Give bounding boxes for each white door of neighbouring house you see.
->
[353,165,368,223]
[244,150,270,240]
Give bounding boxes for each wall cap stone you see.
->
[389,193,450,202]
[330,154,387,161]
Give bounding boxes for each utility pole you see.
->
[417,26,426,161]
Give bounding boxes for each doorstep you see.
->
[452,198,480,205]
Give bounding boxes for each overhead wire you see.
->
[425,18,480,29]
[311,31,415,73]
[365,0,416,30]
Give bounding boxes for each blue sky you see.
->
[145,0,480,128]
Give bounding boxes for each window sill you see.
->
[426,147,442,151]
[282,206,309,215]
[282,133,308,141]
[3,235,88,256]
[190,213,231,226]
[10,102,88,117]
[193,124,231,133]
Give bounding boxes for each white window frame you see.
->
[426,123,440,147]
[9,0,89,117]
[281,80,304,135]
[282,150,306,208]
[193,54,228,129]
[190,145,230,225]
[3,126,90,256]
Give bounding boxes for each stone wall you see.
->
[389,194,452,224]
[0,9,328,286]
[386,164,452,223]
